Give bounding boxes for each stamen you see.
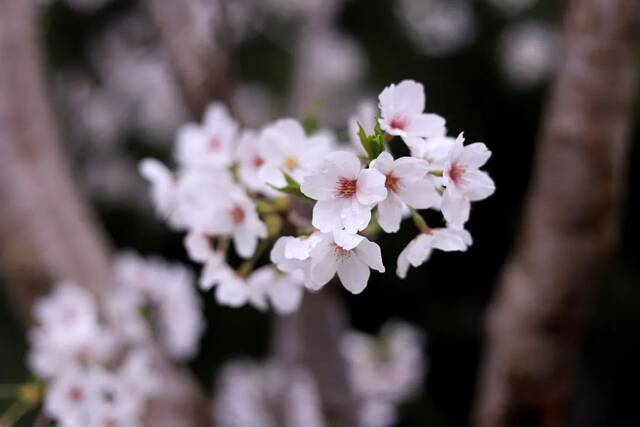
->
[337,177,357,199]
[390,115,408,130]
[230,205,245,224]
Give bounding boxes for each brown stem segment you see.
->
[473,1,639,426]
[0,2,210,426]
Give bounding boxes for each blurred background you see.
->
[1,0,639,426]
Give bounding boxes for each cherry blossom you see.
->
[175,103,239,168]
[301,151,387,233]
[372,152,440,233]
[442,134,495,228]
[258,118,334,188]
[378,80,446,149]
[348,100,377,155]
[139,158,179,226]
[247,266,305,314]
[270,233,322,287]
[397,228,472,278]
[308,231,385,294]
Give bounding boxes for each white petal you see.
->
[396,246,411,279]
[301,170,339,200]
[184,232,213,263]
[309,238,337,289]
[441,189,471,228]
[356,168,387,205]
[432,228,472,252]
[396,178,440,209]
[333,230,364,251]
[327,151,362,178]
[377,193,404,233]
[407,114,446,139]
[233,227,258,259]
[463,170,496,201]
[392,157,430,179]
[354,239,385,273]
[312,199,344,232]
[269,277,303,314]
[340,199,372,233]
[379,80,426,118]
[371,152,395,175]
[406,234,434,267]
[337,258,370,294]
[459,143,492,169]
[284,237,313,260]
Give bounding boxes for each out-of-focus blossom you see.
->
[501,22,558,87]
[397,0,476,56]
[213,360,326,427]
[342,321,426,427]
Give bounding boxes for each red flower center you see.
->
[337,177,357,199]
[69,386,83,402]
[390,115,407,130]
[208,136,221,151]
[252,155,264,168]
[385,174,399,192]
[230,205,245,224]
[448,163,465,184]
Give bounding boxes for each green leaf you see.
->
[268,171,311,200]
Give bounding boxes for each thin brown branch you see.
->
[0,2,210,426]
[473,1,639,426]
[142,0,230,118]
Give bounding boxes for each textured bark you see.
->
[473,1,639,426]
[0,2,210,426]
[274,286,358,427]
[143,0,229,118]
[0,0,113,320]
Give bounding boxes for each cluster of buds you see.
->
[141,80,495,313]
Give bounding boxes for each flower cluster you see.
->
[141,79,495,313]
[213,360,326,427]
[28,253,203,427]
[341,321,426,427]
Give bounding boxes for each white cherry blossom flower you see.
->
[237,130,276,196]
[200,263,252,308]
[258,118,334,188]
[175,103,239,168]
[247,266,305,315]
[378,80,446,149]
[270,233,322,286]
[372,152,440,233]
[301,151,387,233]
[397,228,472,278]
[442,135,495,227]
[309,231,385,294]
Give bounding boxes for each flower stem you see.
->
[410,208,432,234]
[0,400,33,427]
[237,238,273,277]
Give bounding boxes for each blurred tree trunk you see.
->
[143,0,230,118]
[0,2,210,426]
[274,287,359,427]
[473,1,639,426]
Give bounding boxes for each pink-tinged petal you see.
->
[459,143,492,169]
[377,193,404,233]
[184,232,213,263]
[333,230,364,251]
[312,199,344,232]
[216,279,249,307]
[396,178,440,209]
[309,238,337,289]
[341,199,372,233]
[463,170,495,201]
[371,152,395,175]
[407,234,434,267]
[233,227,258,259]
[396,246,411,279]
[407,113,446,139]
[432,228,472,252]
[258,164,287,188]
[356,168,387,205]
[354,239,385,273]
[441,189,471,228]
[301,170,339,200]
[392,157,430,179]
[269,278,303,314]
[272,118,306,142]
[337,258,370,294]
[284,237,313,260]
[382,80,426,116]
[327,151,362,178]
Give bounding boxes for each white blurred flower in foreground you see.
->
[342,321,426,427]
[213,360,326,427]
[378,80,446,151]
[501,22,558,87]
[301,151,387,233]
